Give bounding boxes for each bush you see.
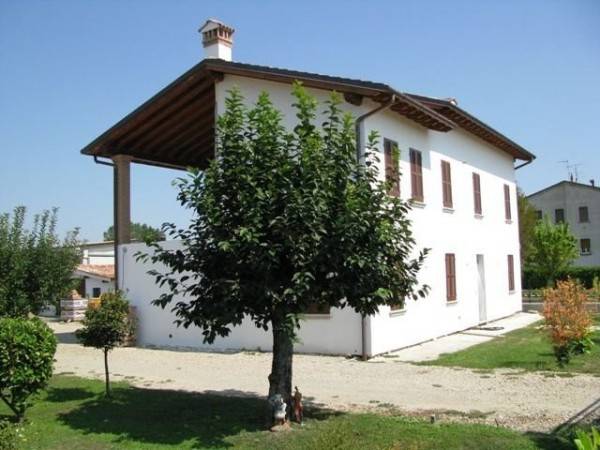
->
[542,279,593,366]
[523,266,600,289]
[0,317,57,421]
[574,427,600,450]
[76,291,133,397]
[0,420,20,450]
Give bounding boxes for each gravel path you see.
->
[50,320,599,433]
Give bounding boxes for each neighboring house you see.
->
[79,19,535,357]
[527,180,600,266]
[73,241,115,298]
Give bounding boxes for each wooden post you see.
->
[112,154,132,290]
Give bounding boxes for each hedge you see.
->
[523,266,600,289]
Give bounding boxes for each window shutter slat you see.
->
[410,149,424,202]
[384,139,400,197]
[445,253,456,301]
[473,173,482,215]
[507,255,515,292]
[504,184,512,220]
[441,160,452,208]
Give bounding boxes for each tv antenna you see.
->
[558,160,581,182]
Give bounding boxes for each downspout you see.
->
[93,156,120,289]
[354,94,397,361]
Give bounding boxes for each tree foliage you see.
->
[517,189,537,265]
[139,84,428,413]
[526,217,578,286]
[0,206,81,317]
[0,317,57,421]
[76,291,133,397]
[103,222,164,242]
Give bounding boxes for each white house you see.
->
[528,180,600,266]
[81,20,535,357]
[73,241,115,298]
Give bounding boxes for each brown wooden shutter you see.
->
[507,255,515,292]
[441,160,452,208]
[445,253,456,301]
[410,149,424,202]
[504,184,512,220]
[473,173,482,215]
[384,139,400,197]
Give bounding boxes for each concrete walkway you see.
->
[379,311,542,362]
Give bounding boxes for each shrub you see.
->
[542,279,593,366]
[76,291,133,397]
[0,317,57,421]
[523,266,600,289]
[0,420,18,450]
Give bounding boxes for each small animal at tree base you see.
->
[293,386,303,424]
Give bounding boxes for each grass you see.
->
[423,316,600,374]
[0,375,571,449]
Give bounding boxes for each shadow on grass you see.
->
[523,432,571,450]
[56,384,342,449]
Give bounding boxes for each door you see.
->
[476,254,487,323]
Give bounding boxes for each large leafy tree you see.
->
[517,189,538,265]
[527,218,578,286]
[103,222,164,242]
[140,84,428,417]
[0,207,81,317]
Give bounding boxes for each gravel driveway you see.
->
[50,320,599,433]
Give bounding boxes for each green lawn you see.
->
[423,317,600,374]
[0,376,570,449]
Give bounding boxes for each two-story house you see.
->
[80,20,535,357]
[528,180,600,266]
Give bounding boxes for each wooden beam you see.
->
[112,154,132,289]
[344,92,363,106]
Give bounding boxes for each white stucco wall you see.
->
[120,241,362,354]
[84,277,114,298]
[121,74,523,356]
[82,242,115,265]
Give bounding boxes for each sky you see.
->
[1,0,599,241]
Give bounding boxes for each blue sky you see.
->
[1,0,599,241]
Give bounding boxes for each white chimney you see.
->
[199,19,234,61]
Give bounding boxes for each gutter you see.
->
[515,158,535,170]
[354,95,397,361]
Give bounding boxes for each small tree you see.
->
[542,279,592,366]
[0,206,81,317]
[0,317,57,421]
[76,292,133,397]
[103,222,164,242]
[140,85,428,419]
[526,217,578,286]
[517,189,538,266]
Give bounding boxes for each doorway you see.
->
[476,254,487,323]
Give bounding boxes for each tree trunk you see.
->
[103,347,111,397]
[267,311,294,423]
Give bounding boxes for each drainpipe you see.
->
[354,94,397,361]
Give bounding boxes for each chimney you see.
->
[199,19,234,61]
[591,179,596,188]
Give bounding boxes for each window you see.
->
[441,160,453,208]
[92,287,101,298]
[504,184,512,221]
[445,253,457,302]
[580,238,591,255]
[507,255,515,292]
[473,173,482,215]
[579,206,589,223]
[390,301,405,312]
[535,210,543,220]
[384,139,400,197]
[410,148,424,202]
[305,303,331,315]
[555,208,565,224]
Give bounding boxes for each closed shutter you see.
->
[410,149,424,202]
[504,184,512,220]
[473,173,482,215]
[384,139,400,197]
[445,253,456,301]
[441,160,452,208]
[507,255,515,292]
